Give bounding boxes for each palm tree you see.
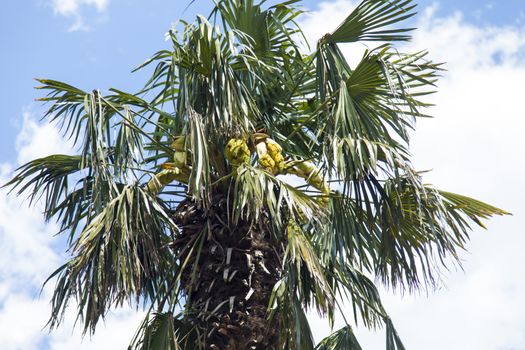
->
[5,0,508,349]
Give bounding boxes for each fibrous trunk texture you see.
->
[173,196,283,350]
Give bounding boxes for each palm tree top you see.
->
[4,0,508,348]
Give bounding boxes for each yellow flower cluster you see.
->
[225,138,251,166]
[256,138,285,174]
[148,134,330,207]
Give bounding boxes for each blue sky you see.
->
[0,0,521,158]
[1,1,524,349]
[1,0,522,164]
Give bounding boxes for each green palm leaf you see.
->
[315,325,363,350]
[46,184,178,333]
[325,0,417,44]
[130,313,199,350]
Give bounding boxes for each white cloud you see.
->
[301,1,525,349]
[16,111,74,164]
[46,305,145,350]
[51,0,109,31]
[300,0,357,42]
[0,293,51,350]
[0,112,69,289]
[0,286,144,350]
[0,114,67,349]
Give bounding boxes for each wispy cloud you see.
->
[15,111,74,164]
[51,0,109,32]
[302,1,525,349]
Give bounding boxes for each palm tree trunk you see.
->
[173,197,283,349]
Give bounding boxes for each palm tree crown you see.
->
[5,0,508,349]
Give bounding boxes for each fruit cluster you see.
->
[256,138,285,174]
[225,138,251,166]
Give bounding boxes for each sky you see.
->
[0,0,524,349]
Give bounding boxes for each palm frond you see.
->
[331,263,387,328]
[315,325,363,350]
[323,0,417,44]
[286,220,335,315]
[170,16,259,134]
[35,78,89,143]
[375,173,508,291]
[46,184,178,333]
[2,154,82,220]
[35,79,161,182]
[187,110,211,202]
[386,317,406,350]
[230,164,322,227]
[438,190,510,227]
[320,195,377,271]
[316,45,442,158]
[214,0,303,60]
[130,312,199,350]
[268,279,316,350]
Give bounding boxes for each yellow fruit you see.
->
[259,153,275,169]
[266,142,280,156]
[256,138,285,174]
[266,142,284,172]
[225,138,250,166]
